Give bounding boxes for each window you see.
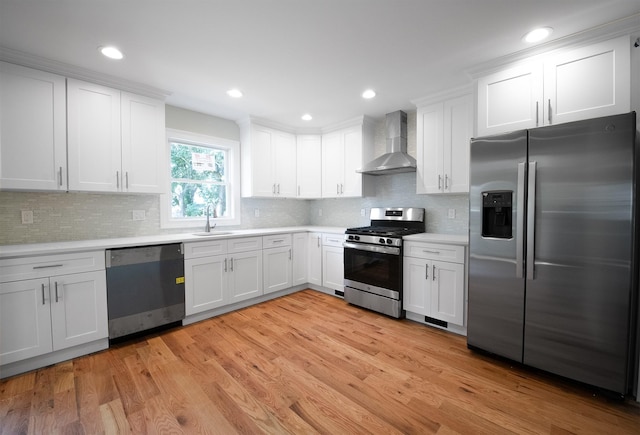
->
[161,129,240,228]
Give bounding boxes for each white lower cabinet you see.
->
[403,241,465,325]
[263,234,293,295]
[292,233,308,286]
[0,252,107,368]
[322,234,344,292]
[307,233,323,286]
[185,237,263,315]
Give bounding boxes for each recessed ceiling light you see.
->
[362,89,376,99]
[226,89,243,98]
[522,27,553,43]
[99,46,124,60]
[301,114,312,121]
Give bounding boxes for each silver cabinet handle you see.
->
[230,258,234,271]
[425,265,429,280]
[516,162,526,279]
[277,184,280,194]
[422,250,440,254]
[289,249,292,260]
[548,99,552,124]
[535,101,539,126]
[41,283,46,305]
[273,239,285,243]
[33,264,63,269]
[340,184,344,194]
[116,171,120,189]
[432,265,436,281]
[317,236,321,247]
[438,175,442,189]
[527,161,537,280]
[337,183,340,195]
[58,167,63,186]
[445,174,449,189]
[224,258,228,272]
[54,281,59,303]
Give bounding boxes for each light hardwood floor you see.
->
[1,289,639,434]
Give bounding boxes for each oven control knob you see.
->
[386,238,393,244]
[379,238,385,244]
[348,235,354,240]
[355,236,360,241]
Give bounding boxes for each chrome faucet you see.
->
[205,204,216,232]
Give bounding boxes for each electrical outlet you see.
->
[318,209,322,217]
[21,210,34,224]
[448,208,456,219]
[254,209,260,217]
[132,210,145,221]
[360,208,366,217]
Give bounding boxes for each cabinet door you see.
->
[477,63,543,136]
[249,125,275,197]
[263,246,292,294]
[544,36,630,125]
[0,278,52,365]
[307,233,323,286]
[50,271,108,351]
[0,62,67,191]
[185,255,228,315]
[67,79,122,192]
[443,94,473,193]
[416,103,444,194]
[292,233,308,286]
[322,245,344,292]
[321,132,344,197]
[273,131,297,197]
[430,261,465,325]
[228,250,263,303]
[296,135,322,198]
[121,92,166,193]
[403,257,430,316]
[341,127,363,197]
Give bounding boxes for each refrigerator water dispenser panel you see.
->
[482,191,513,239]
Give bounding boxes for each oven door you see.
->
[343,242,401,299]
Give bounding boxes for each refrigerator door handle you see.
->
[516,162,526,278]
[526,161,537,280]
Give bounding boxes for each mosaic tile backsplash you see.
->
[0,174,468,246]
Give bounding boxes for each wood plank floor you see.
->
[1,289,639,434]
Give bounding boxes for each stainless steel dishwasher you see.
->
[106,243,185,340]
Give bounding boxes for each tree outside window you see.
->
[170,141,228,219]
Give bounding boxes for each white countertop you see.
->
[0,226,346,259]
[403,233,468,245]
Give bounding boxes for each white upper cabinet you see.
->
[239,121,297,198]
[296,135,322,198]
[67,79,166,193]
[0,62,67,191]
[121,92,167,193]
[67,79,122,192]
[417,94,473,194]
[321,119,374,198]
[477,36,630,136]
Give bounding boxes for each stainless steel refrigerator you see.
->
[467,112,637,396]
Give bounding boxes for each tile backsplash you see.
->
[0,173,468,245]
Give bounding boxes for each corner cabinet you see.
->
[0,251,108,370]
[416,94,473,194]
[239,121,297,198]
[321,118,375,198]
[403,241,465,326]
[296,135,322,198]
[477,35,630,136]
[0,62,67,191]
[67,79,166,193]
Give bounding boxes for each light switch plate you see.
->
[448,208,456,219]
[21,210,33,224]
[132,210,146,221]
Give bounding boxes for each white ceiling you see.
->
[1,0,639,129]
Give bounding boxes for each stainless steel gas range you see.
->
[343,207,425,318]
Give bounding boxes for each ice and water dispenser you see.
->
[482,191,513,239]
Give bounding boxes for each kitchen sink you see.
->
[191,231,233,237]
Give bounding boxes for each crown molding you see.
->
[466,13,640,79]
[0,46,171,100]
[411,83,474,108]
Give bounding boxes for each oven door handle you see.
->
[343,242,400,256]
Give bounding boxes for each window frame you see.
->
[161,128,241,229]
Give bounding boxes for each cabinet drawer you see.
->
[404,242,464,263]
[322,234,344,248]
[228,237,263,253]
[184,240,228,259]
[0,251,105,283]
[263,233,292,248]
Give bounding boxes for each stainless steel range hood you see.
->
[358,110,416,175]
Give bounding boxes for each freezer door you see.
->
[467,131,528,361]
[525,112,636,394]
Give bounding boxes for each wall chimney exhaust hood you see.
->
[358,110,416,175]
